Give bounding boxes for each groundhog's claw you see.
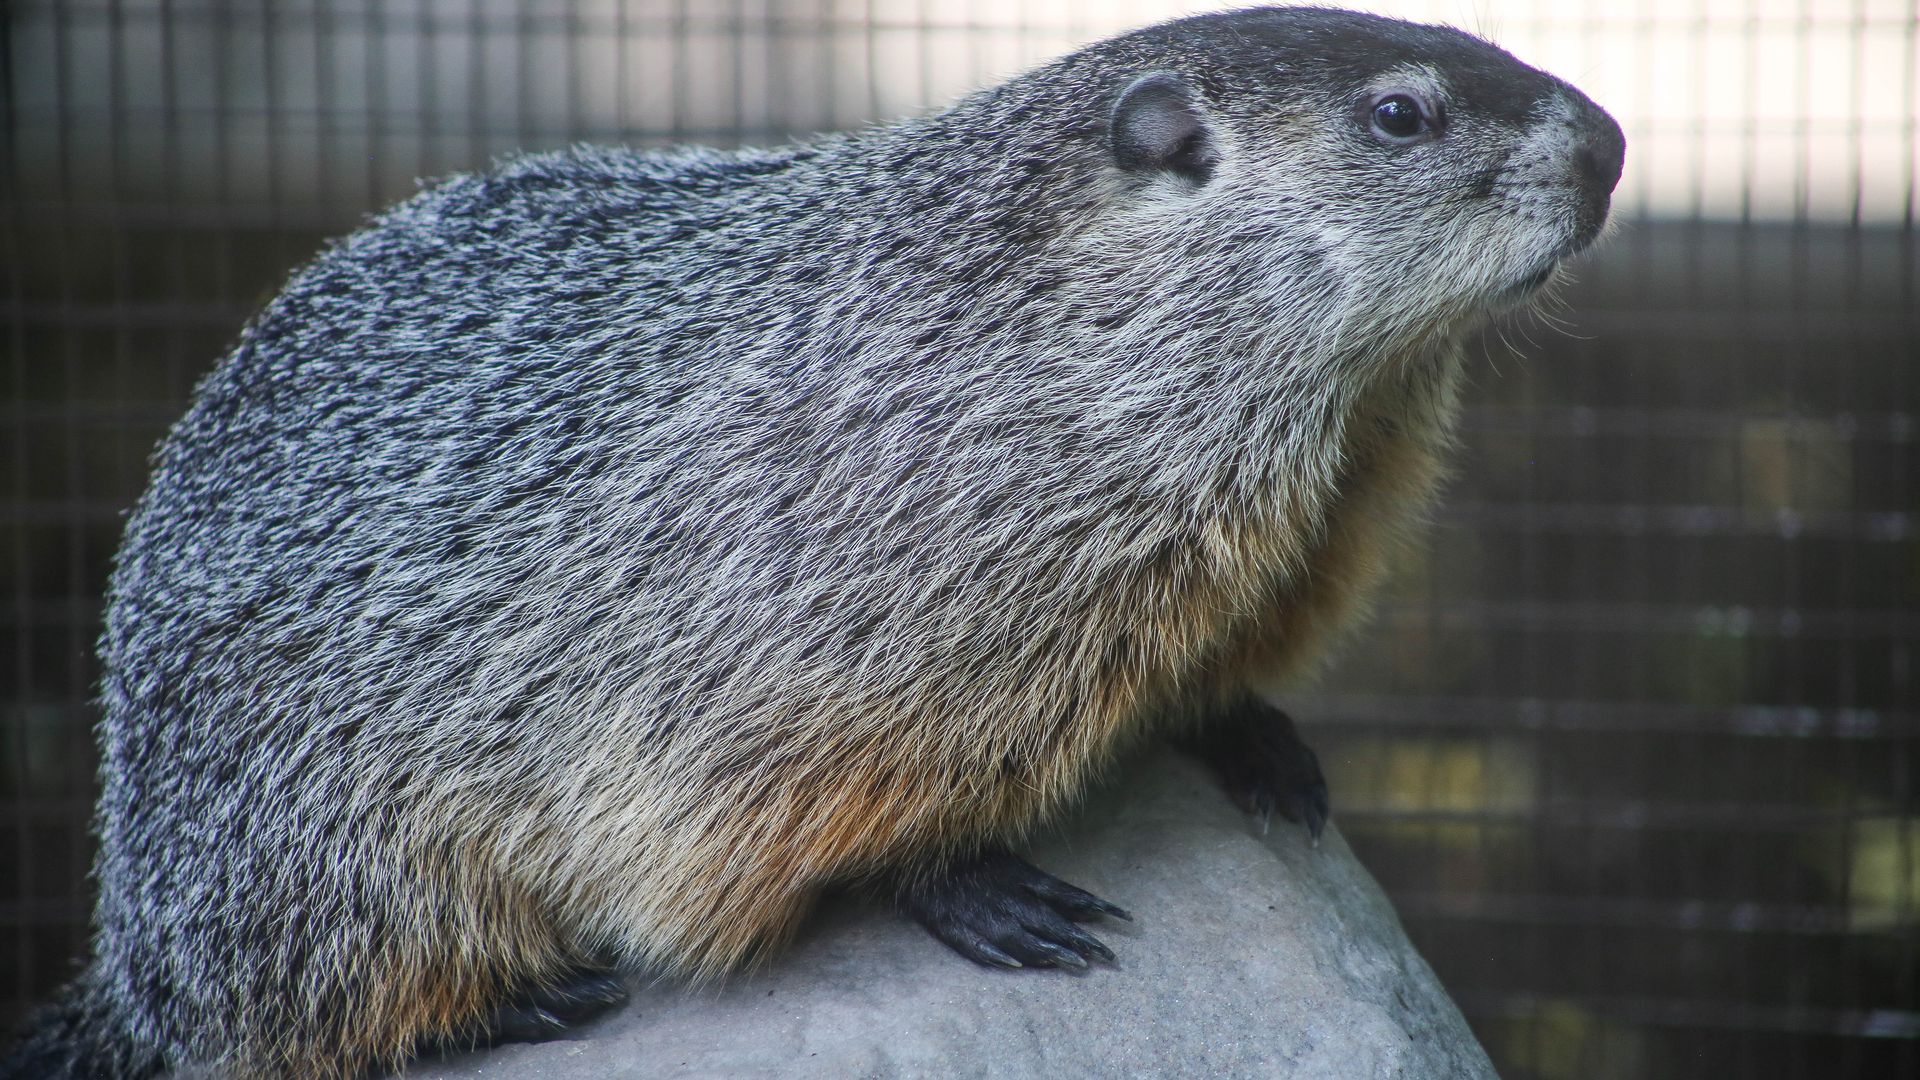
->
[1023,868,1133,923]
[900,848,1127,970]
[485,966,629,1045]
[1187,699,1331,843]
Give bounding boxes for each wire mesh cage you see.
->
[3,3,1916,1078]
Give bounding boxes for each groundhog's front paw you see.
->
[1187,699,1331,842]
[898,848,1130,970]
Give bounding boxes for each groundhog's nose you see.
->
[1573,113,1626,195]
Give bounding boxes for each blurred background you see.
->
[2,2,1914,1077]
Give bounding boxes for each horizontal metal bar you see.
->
[1456,991,1920,1039]
[1459,406,1917,444]
[1340,802,1895,834]
[1440,502,1916,541]
[1294,694,1920,739]
[0,798,94,824]
[1371,600,1920,641]
[1395,891,1867,935]
[2,301,256,330]
[1558,307,1919,340]
[23,3,1911,37]
[0,898,90,928]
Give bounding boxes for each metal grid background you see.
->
[3,3,1915,1078]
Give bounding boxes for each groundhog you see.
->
[4,6,1622,1078]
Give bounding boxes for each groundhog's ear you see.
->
[1110,72,1217,185]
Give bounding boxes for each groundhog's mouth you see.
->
[1500,259,1560,301]
[1503,224,1602,301]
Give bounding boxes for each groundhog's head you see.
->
[1080,6,1623,346]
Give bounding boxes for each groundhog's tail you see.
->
[0,980,160,1080]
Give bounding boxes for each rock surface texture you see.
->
[408,752,1497,1080]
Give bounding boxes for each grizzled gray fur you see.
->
[4,7,1621,1078]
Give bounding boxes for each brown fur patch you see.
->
[247,836,575,1079]
[1230,361,1462,690]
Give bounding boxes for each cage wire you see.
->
[3,3,1916,1078]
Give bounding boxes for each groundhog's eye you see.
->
[1368,92,1437,144]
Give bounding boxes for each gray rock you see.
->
[408,752,1496,1080]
